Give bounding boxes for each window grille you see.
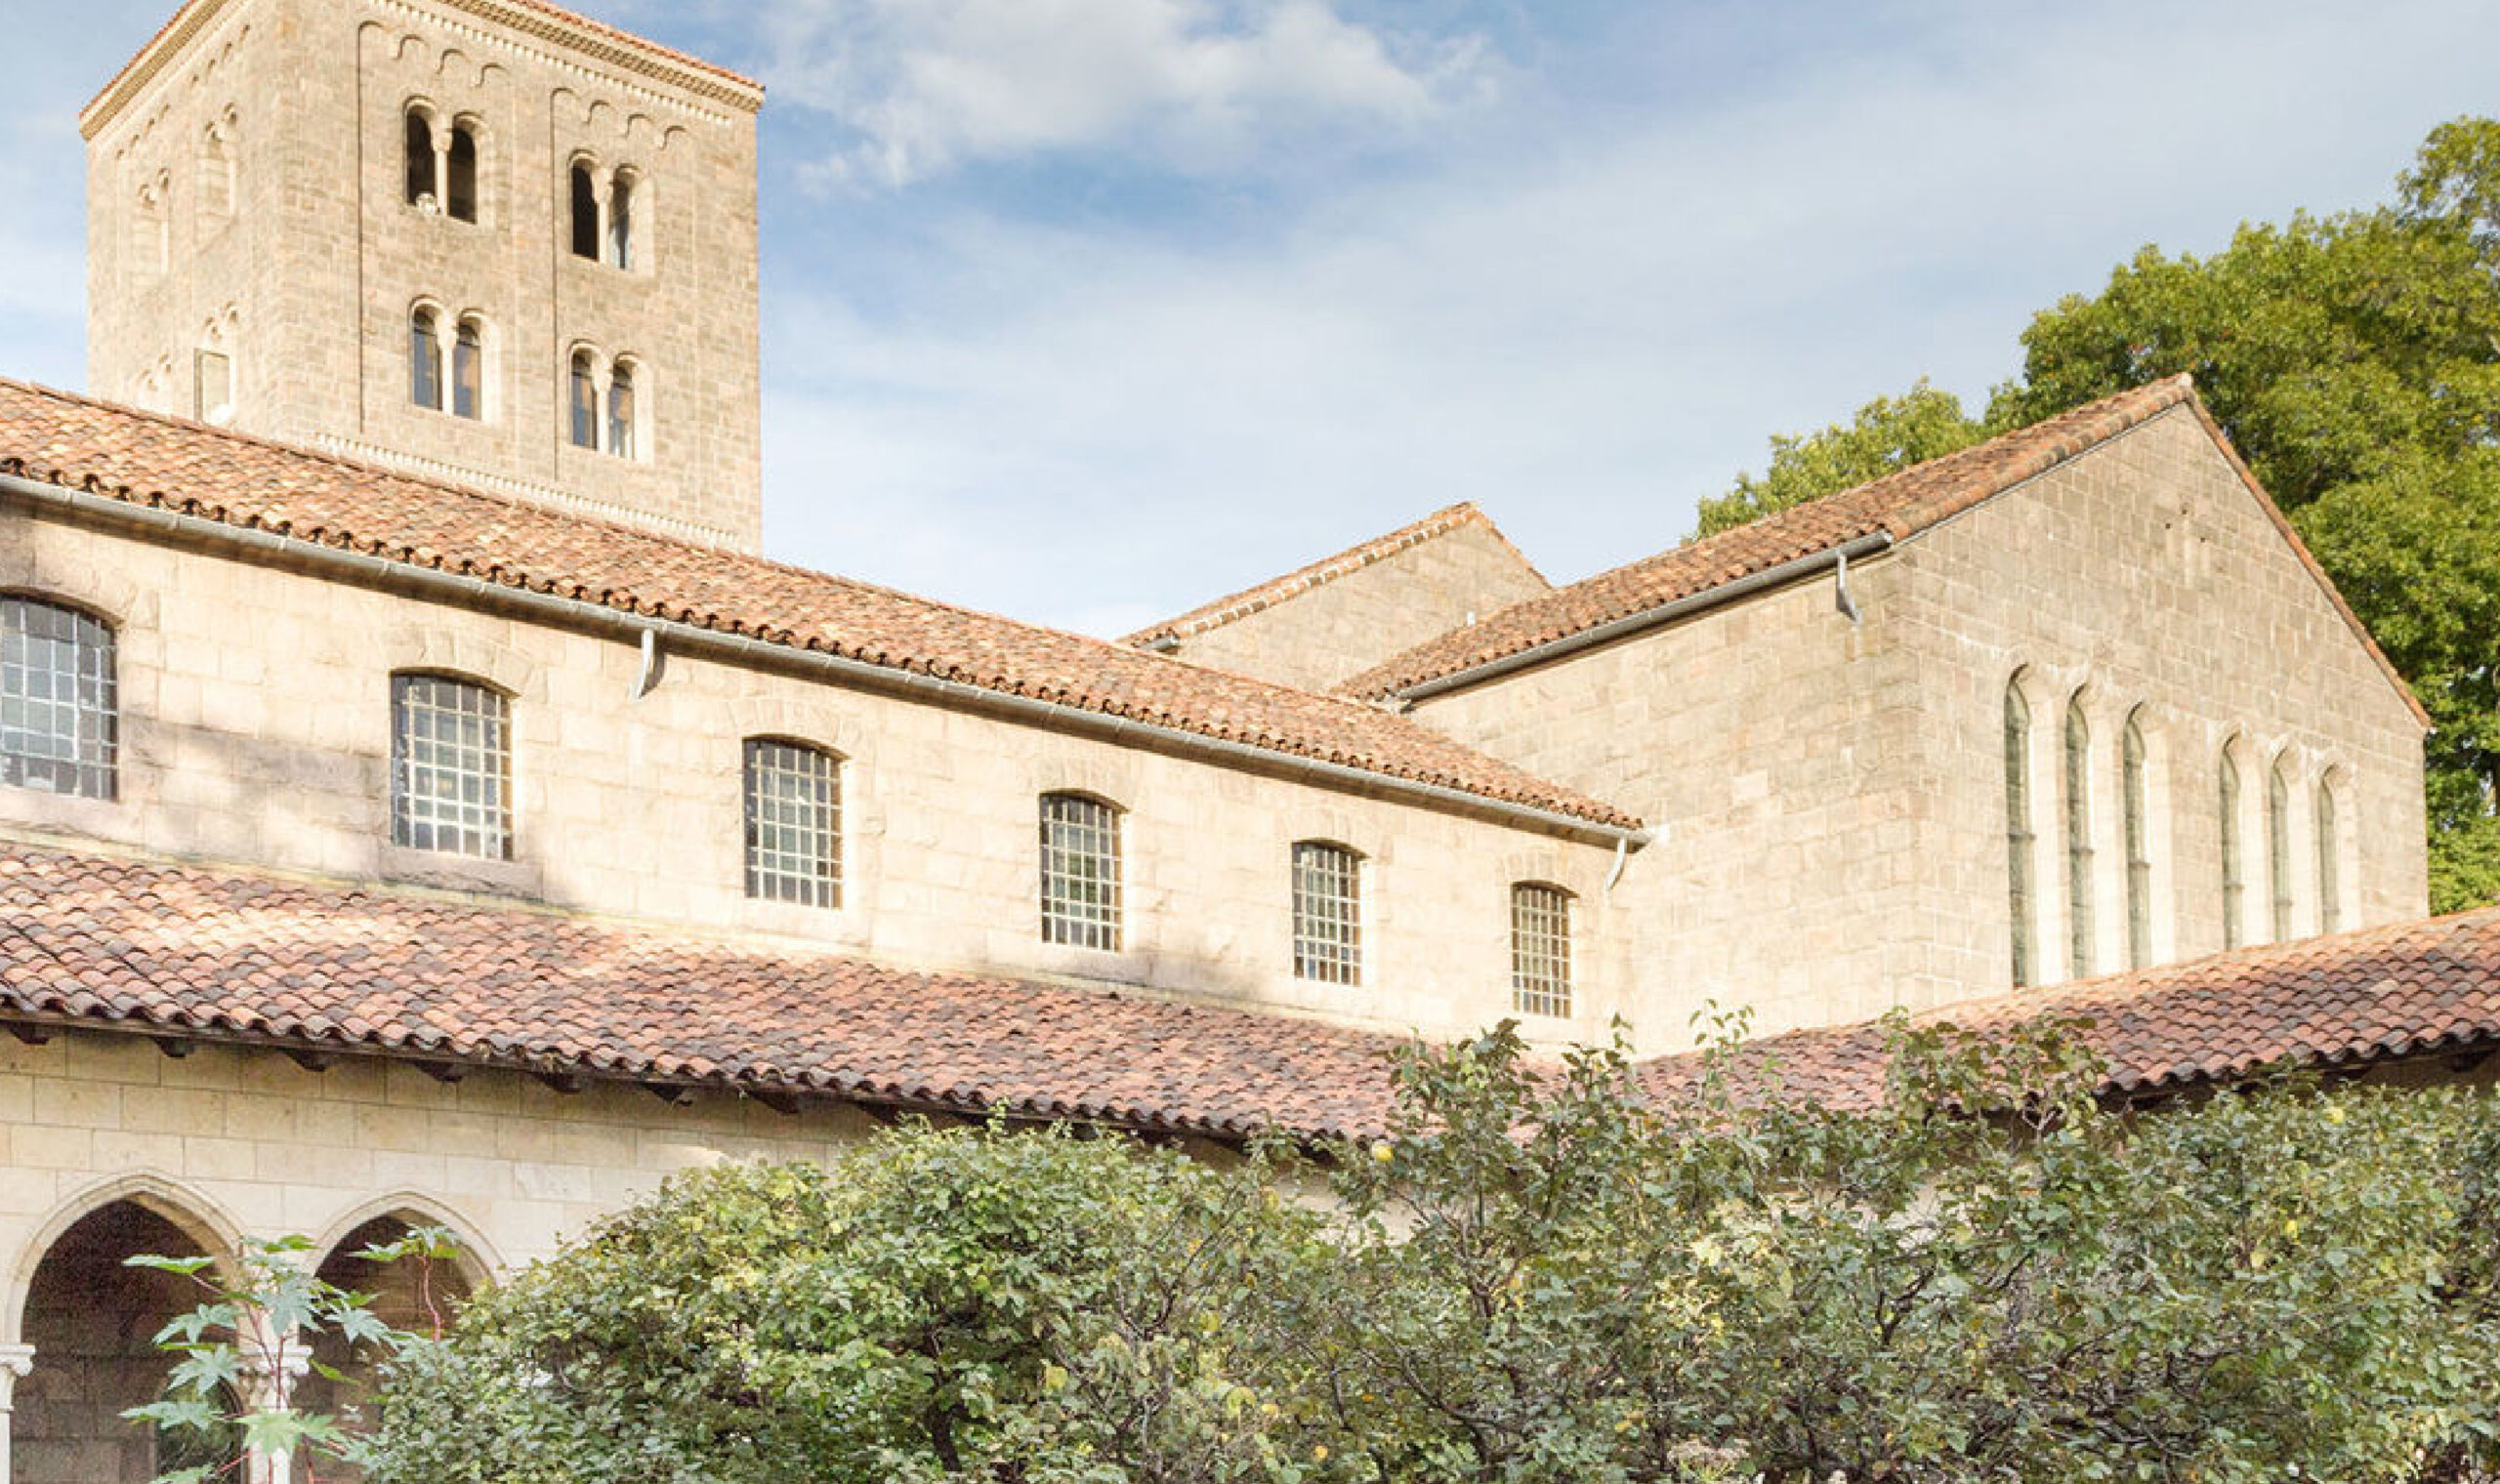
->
[391,675,510,859]
[2004,680,2033,987]
[1510,883,1572,1018]
[1291,842,1361,985]
[744,740,840,908]
[2122,713,2151,970]
[1040,794,1121,950]
[1,598,117,801]
[2064,697,2093,979]
[2316,780,2342,934]
[2269,761,2293,942]
[2220,749,2244,949]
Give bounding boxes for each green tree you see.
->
[1690,380,1990,538]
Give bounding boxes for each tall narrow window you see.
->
[568,351,599,449]
[569,162,600,260]
[1511,883,1573,1018]
[1040,794,1121,950]
[1,598,118,802]
[404,111,437,206]
[2004,680,2033,988]
[744,740,840,909]
[607,361,638,459]
[134,180,169,275]
[2064,697,2094,979]
[607,171,635,269]
[390,674,510,859]
[1291,842,1362,985]
[2269,760,2294,942]
[2122,712,2151,970]
[451,320,483,421]
[409,309,443,411]
[198,120,235,222]
[2316,778,2342,934]
[194,350,232,425]
[2220,748,2245,949]
[446,124,479,223]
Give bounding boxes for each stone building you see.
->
[0,0,2495,1480]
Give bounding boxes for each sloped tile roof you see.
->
[0,378,1638,833]
[1637,907,2500,1111]
[1125,502,1548,648]
[0,838,1405,1141]
[1341,378,2424,725]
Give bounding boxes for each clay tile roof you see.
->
[0,838,1406,1140]
[0,378,1640,834]
[1637,906,2500,1111]
[1342,378,2424,725]
[1125,503,1549,648]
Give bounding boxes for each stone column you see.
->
[239,1332,311,1484]
[0,1343,35,1484]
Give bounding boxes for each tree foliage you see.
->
[1690,380,1990,538]
[361,1025,2500,1483]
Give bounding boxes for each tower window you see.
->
[446,124,479,224]
[390,673,511,859]
[607,361,638,459]
[744,739,840,909]
[568,350,599,449]
[405,110,437,208]
[569,162,600,260]
[194,350,232,425]
[1040,793,1122,951]
[1510,883,1573,1018]
[409,308,444,411]
[2004,678,2033,988]
[608,171,636,269]
[198,117,236,222]
[452,319,484,421]
[1,598,118,802]
[1290,841,1362,985]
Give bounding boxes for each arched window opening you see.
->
[452,317,484,421]
[2003,680,2033,988]
[197,119,235,222]
[446,122,479,223]
[1040,793,1122,950]
[409,307,443,411]
[1511,883,1573,1018]
[607,360,638,459]
[295,1215,477,1434]
[2316,777,2343,934]
[2,597,119,801]
[391,673,511,859]
[744,739,841,908]
[2220,746,2245,950]
[2269,759,2294,942]
[404,109,438,208]
[567,350,600,449]
[133,179,169,275]
[2122,712,2152,970]
[1291,841,1362,985]
[2064,696,2094,979]
[607,169,636,269]
[569,161,600,260]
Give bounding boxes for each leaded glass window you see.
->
[1291,842,1361,985]
[391,674,510,859]
[2123,712,2151,970]
[2064,697,2094,979]
[1,598,117,801]
[744,740,840,909]
[1040,793,1121,950]
[2005,680,2033,988]
[1511,883,1572,1018]
[2317,779,2342,934]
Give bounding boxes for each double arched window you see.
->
[565,349,644,457]
[404,105,480,223]
[1,598,118,802]
[568,159,645,269]
[1290,841,1363,985]
[411,306,489,420]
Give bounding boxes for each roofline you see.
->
[1396,534,1895,703]
[1,470,1650,848]
[83,0,764,140]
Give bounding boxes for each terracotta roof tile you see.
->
[1342,378,2423,725]
[0,838,1405,1140]
[0,378,1639,833]
[1637,907,2500,1110]
[1125,503,1548,648]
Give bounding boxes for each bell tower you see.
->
[82,0,767,552]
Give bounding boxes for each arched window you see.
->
[2122,710,2151,970]
[569,161,600,260]
[1,597,118,801]
[134,176,169,275]
[607,360,638,459]
[2269,759,2294,941]
[2220,745,2245,950]
[608,169,636,269]
[2003,679,2033,988]
[2063,696,2094,979]
[390,673,511,859]
[1040,794,1122,949]
[744,739,840,908]
[404,109,438,207]
[446,122,479,224]
[2316,777,2342,934]
[451,317,484,421]
[567,350,599,449]
[1291,842,1362,985]
[409,307,443,411]
[198,117,235,222]
[1510,883,1573,1017]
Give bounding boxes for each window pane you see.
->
[569,356,599,449]
[2221,751,2244,950]
[2064,699,2093,979]
[1291,842,1361,985]
[2004,682,2032,988]
[1040,795,1121,951]
[391,675,510,859]
[0,598,118,802]
[410,314,442,410]
[744,740,840,908]
[2316,782,2342,934]
[607,367,636,460]
[2123,717,2151,970]
[2269,763,2293,941]
[452,326,482,421]
[1510,884,1571,1018]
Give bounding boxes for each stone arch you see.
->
[5,1174,245,1345]
[308,1193,498,1295]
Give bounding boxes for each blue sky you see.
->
[4,0,2496,637]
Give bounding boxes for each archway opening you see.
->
[296,1216,477,1463]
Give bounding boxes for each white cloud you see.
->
[759,0,1489,185]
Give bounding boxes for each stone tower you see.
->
[81,0,767,551]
